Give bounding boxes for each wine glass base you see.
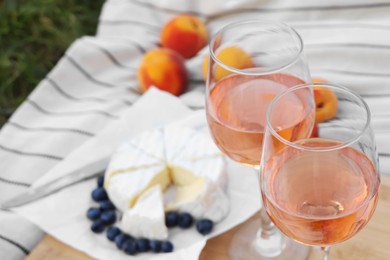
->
[229,217,310,260]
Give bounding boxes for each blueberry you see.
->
[91,219,105,233]
[135,239,150,252]
[149,240,162,253]
[91,187,108,202]
[123,239,138,255]
[86,207,101,221]
[178,212,193,228]
[161,241,174,253]
[196,219,214,235]
[165,211,179,227]
[115,233,132,250]
[97,175,104,187]
[100,200,115,211]
[101,210,116,225]
[106,226,121,241]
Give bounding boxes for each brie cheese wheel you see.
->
[104,125,229,235]
[121,185,168,240]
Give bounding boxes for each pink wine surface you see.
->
[263,138,380,246]
[207,73,308,166]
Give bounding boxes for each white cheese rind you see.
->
[163,126,196,161]
[170,155,227,189]
[121,185,168,240]
[172,128,222,161]
[128,128,165,160]
[104,141,162,186]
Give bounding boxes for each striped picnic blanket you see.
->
[1,0,390,258]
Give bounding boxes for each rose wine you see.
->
[206,73,311,167]
[262,138,380,246]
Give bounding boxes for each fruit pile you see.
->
[87,175,214,256]
[138,14,208,96]
[137,14,255,96]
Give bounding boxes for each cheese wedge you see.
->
[121,185,168,240]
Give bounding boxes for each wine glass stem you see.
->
[251,168,285,257]
[321,246,330,260]
[259,208,275,234]
[252,205,286,257]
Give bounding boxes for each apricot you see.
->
[202,46,254,81]
[312,78,338,123]
[310,123,319,138]
[310,213,356,245]
[161,14,208,59]
[137,48,187,96]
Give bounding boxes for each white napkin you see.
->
[30,87,192,188]
[13,88,261,260]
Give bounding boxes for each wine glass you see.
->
[205,20,313,259]
[260,83,381,260]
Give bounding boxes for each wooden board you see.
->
[27,176,390,260]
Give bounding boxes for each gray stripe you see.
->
[0,234,30,255]
[0,143,63,161]
[307,43,390,50]
[46,78,134,106]
[98,19,160,31]
[311,68,390,78]
[7,121,94,137]
[65,55,141,95]
[46,77,109,103]
[26,99,119,119]
[0,176,31,187]
[207,2,390,21]
[131,0,203,16]
[87,42,138,69]
[295,23,390,31]
[131,0,390,19]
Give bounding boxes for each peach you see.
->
[161,14,208,59]
[312,78,338,123]
[310,123,319,138]
[137,48,187,96]
[310,213,356,244]
[202,46,254,81]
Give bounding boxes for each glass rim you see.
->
[209,19,304,76]
[265,83,372,152]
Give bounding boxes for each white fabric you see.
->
[13,92,260,259]
[1,0,390,258]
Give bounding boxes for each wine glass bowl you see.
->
[261,83,380,258]
[206,20,311,168]
[205,20,313,259]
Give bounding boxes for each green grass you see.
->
[0,0,105,126]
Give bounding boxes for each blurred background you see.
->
[0,0,105,126]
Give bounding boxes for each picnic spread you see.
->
[1,0,390,259]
